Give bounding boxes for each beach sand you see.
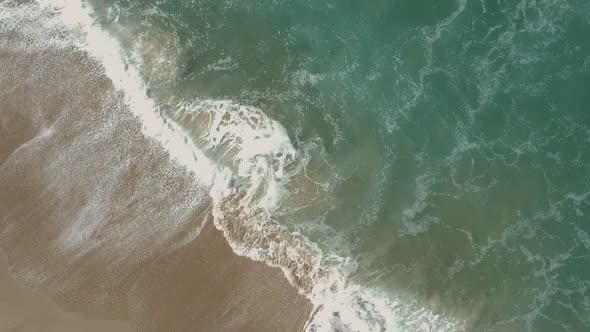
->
[0,22,312,332]
[0,251,134,332]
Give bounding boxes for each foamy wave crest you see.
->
[18,0,218,187]
[173,99,303,212]
[17,0,465,331]
[175,103,464,331]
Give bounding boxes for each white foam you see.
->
[177,99,302,212]
[399,174,439,237]
[203,56,239,72]
[293,69,327,87]
[305,274,462,332]
[577,228,590,251]
[0,1,84,52]
[15,1,465,331]
[32,0,217,187]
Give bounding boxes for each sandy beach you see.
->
[0,20,312,332]
[0,251,133,332]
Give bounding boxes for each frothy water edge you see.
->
[1,1,466,331]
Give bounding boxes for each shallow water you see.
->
[9,0,590,330]
[0,2,313,331]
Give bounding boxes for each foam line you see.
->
[4,1,464,331]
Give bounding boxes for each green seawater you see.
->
[87,0,590,330]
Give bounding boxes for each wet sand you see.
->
[0,19,312,332]
[0,251,133,332]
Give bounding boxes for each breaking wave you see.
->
[1,0,464,331]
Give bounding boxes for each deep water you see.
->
[85,0,590,330]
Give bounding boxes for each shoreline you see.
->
[0,15,313,331]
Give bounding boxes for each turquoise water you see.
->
[86,0,590,330]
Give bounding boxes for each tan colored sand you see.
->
[126,219,312,332]
[0,23,312,332]
[0,252,133,332]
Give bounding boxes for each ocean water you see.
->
[5,0,590,331]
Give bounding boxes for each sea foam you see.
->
[4,1,464,331]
